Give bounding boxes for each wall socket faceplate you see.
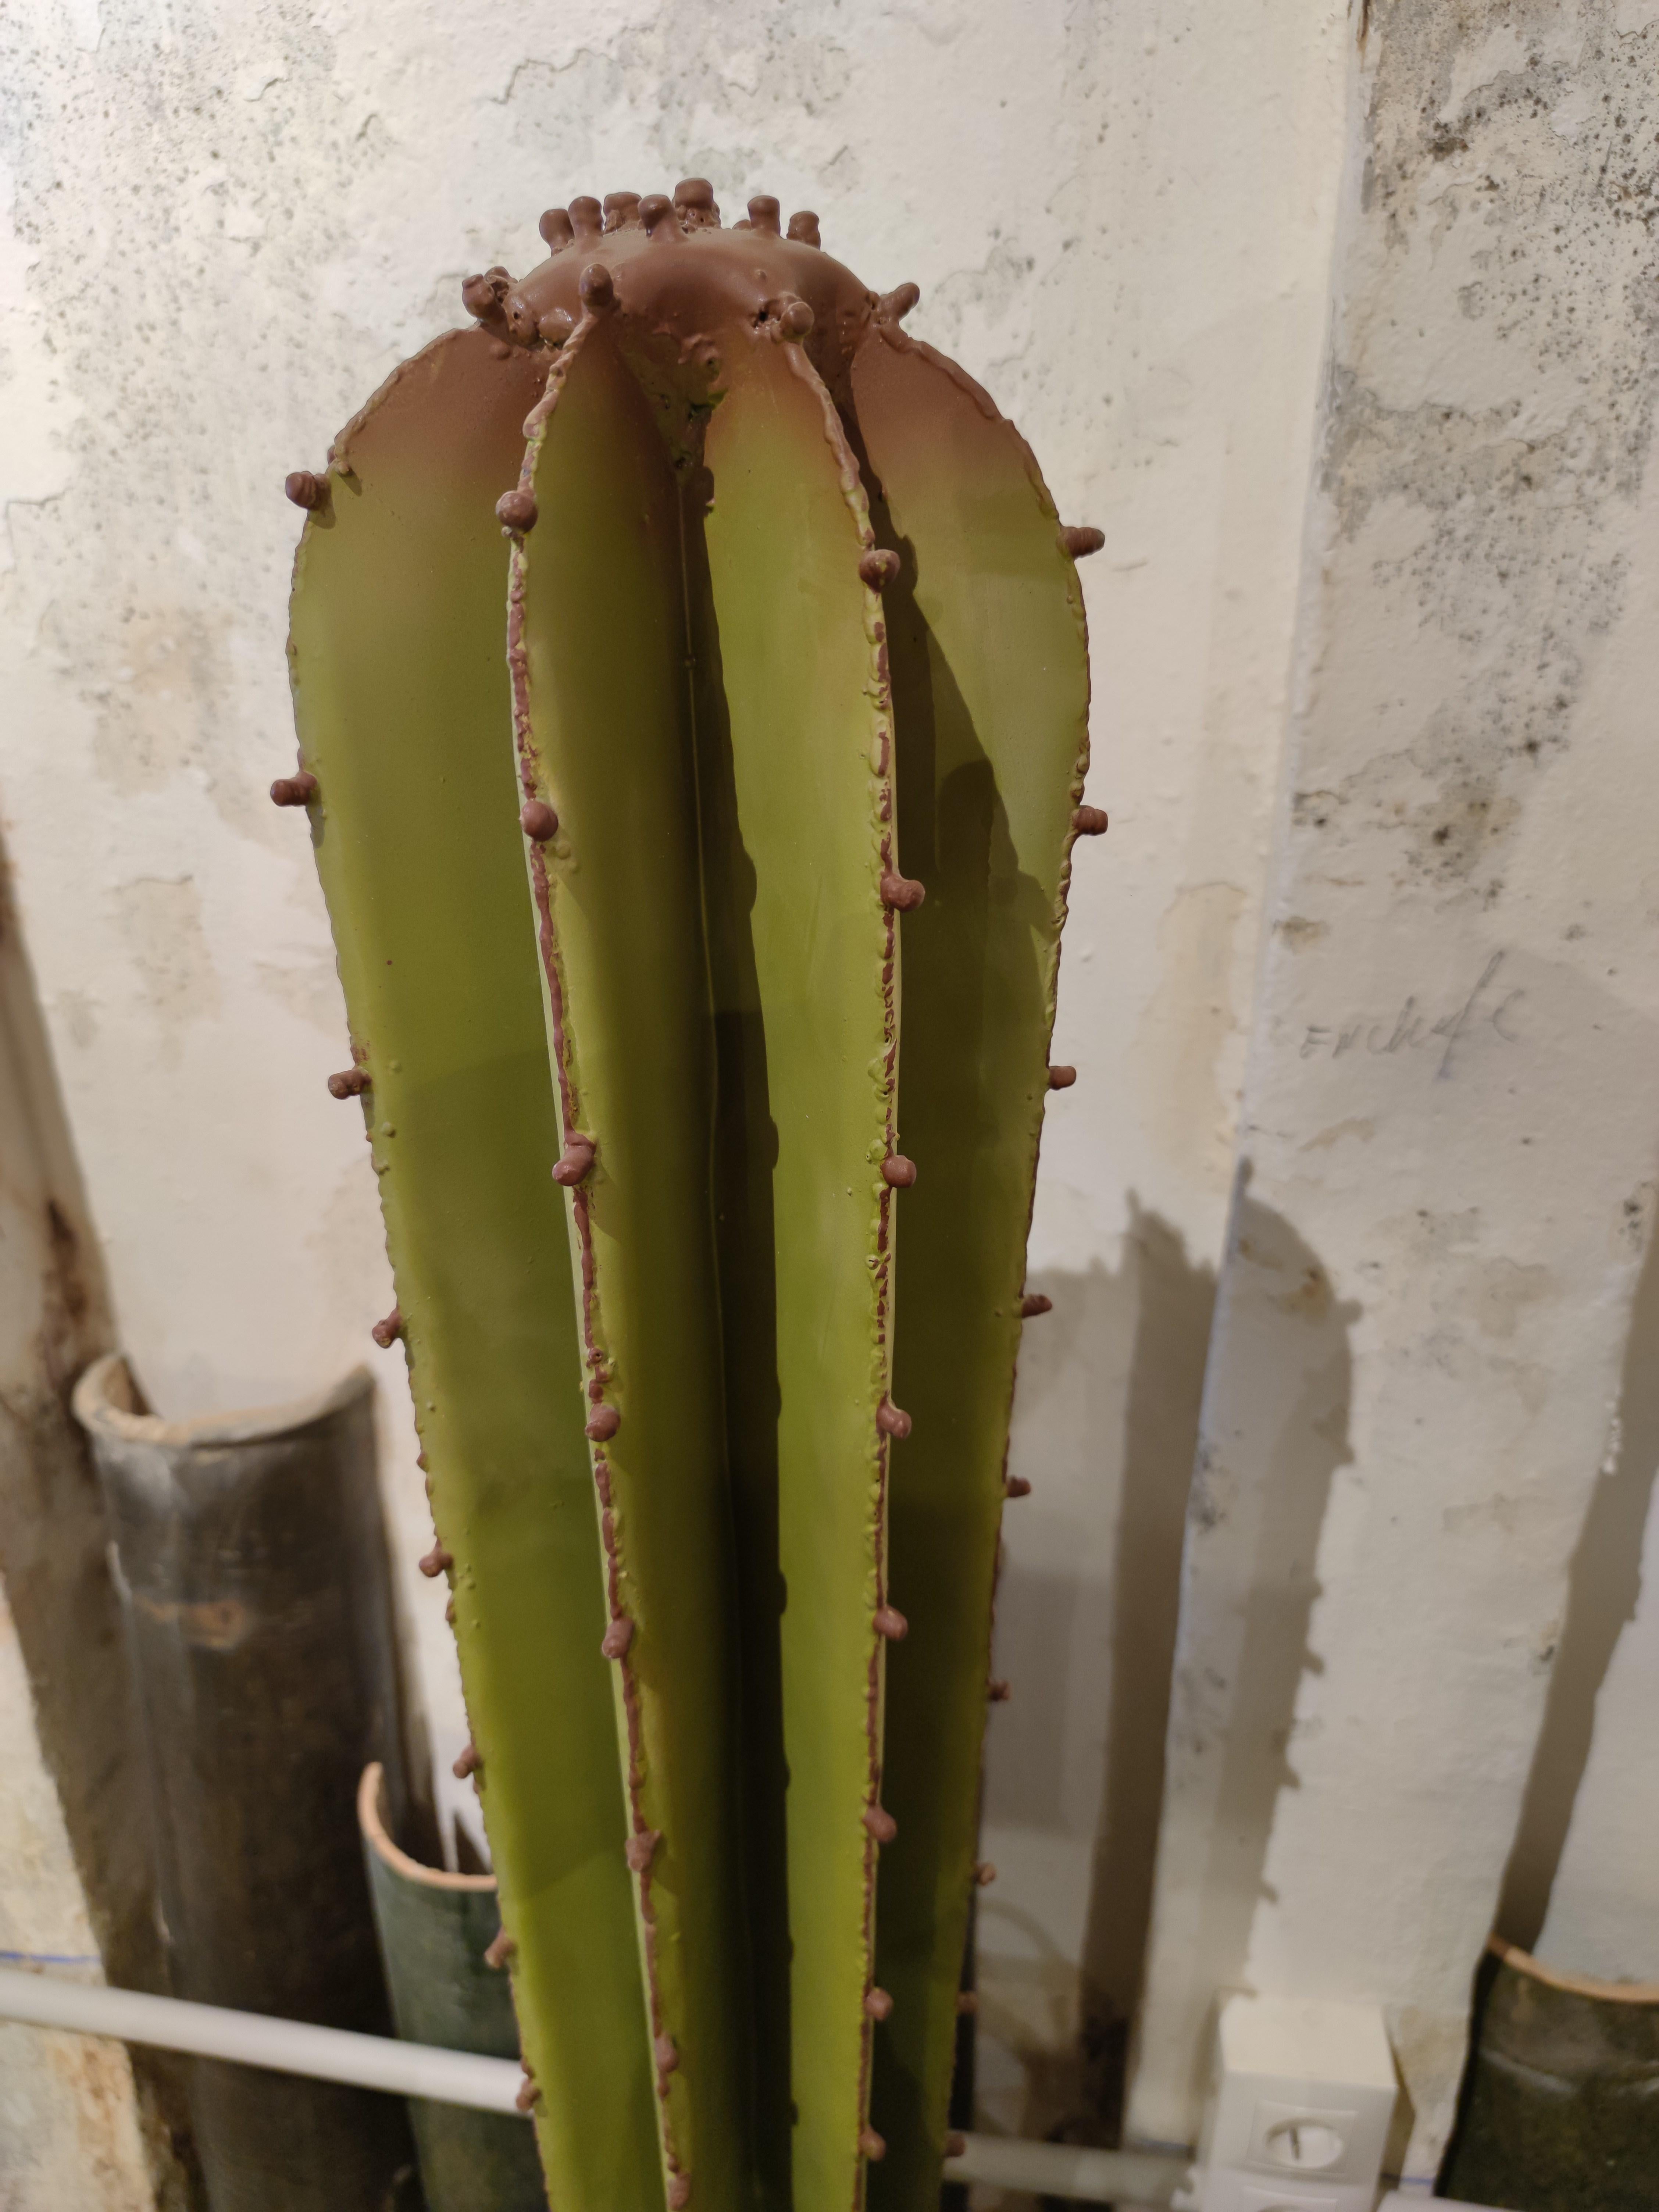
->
[1181,1993,1398,2212]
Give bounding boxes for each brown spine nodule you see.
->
[639,193,681,239]
[859,2129,887,2163]
[748,195,781,235]
[1061,524,1106,560]
[515,2076,542,2113]
[945,2132,968,2158]
[778,296,814,340]
[874,1605,908,1641]
[788,210,822,247]
[453,1743,481,1780]
[1048,1064,1078,1090]
[624,1830,660,1873]
[579,262,616,311]
[988,1678,1012,1703]
[553,1134,596,1185]
[484,1928,516,1970]
[327,1067,370,1099]
[881,1153,918,1188]
[586,1405,621,1443]
[1005,1475,1032,1500]
[270,772,318,807]
[497,488,538,532]
[601,1616,634,1659]
[863,1805,898,1844]
[418,1543,452,1580]
[1020,1292,1053,1318]
[955,1992,979,2017]
[461,272,505,323]
[284,470,325,510]
[974,1862,998,1887]
[880,870,925,912]
[864,1986,894,2021]
[370,1307,403,1350]
[1072,805,1109,836]
[877,1399,912,1441]
[876,282,921,324]
[666,2178,692,2211]
[860,549,901,592]
[520,799,559,842]
[539,207,574,250]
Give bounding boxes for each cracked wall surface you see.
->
[1128,0,1659,2179]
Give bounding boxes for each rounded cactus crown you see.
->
[460,181,916,400]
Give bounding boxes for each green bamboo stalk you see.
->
[285,325,662,2212]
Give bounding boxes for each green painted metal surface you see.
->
[848,324,1093,2212]
[286,324,662,2212]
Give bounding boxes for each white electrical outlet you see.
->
[1190,1994,1398,2212]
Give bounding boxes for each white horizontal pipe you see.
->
[0,1975,1513,2211]
[0,1967,523,2114]
[942,2133,1189,2203]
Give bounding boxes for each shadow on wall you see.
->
[978,1202,1216,2134]
[1125,1172,1357,2140]
[1495,1206,1659,1952]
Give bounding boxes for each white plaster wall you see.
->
[0,1587,152,2210]
[1128,0,1659,2182]
[0,0,1347,1958]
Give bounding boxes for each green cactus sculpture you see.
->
[283,180,1098,2212]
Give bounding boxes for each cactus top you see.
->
[461,180,907,410]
